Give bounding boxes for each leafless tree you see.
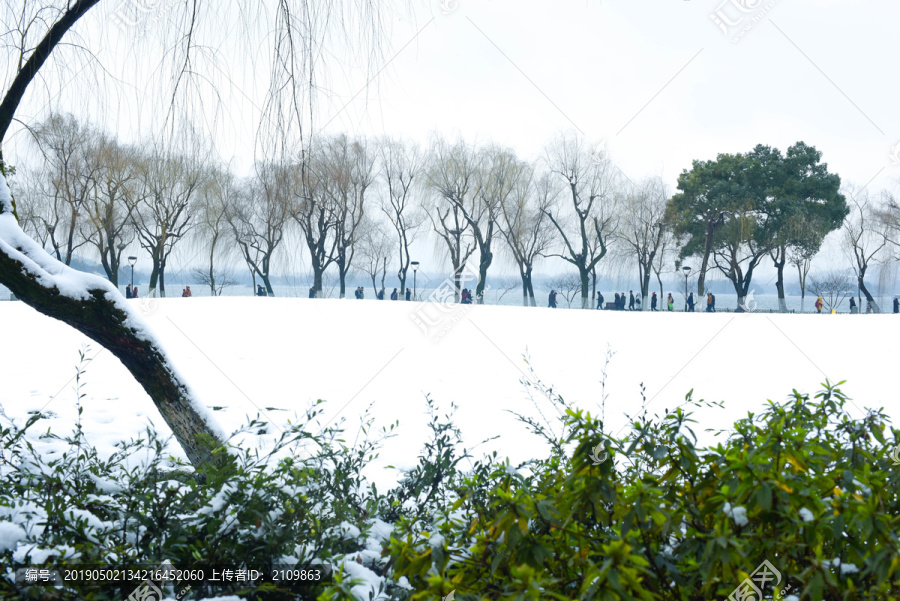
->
[0,0,404,466]
[83,134,137,286]
[194,166,236,296]
[378,136,423,298]
[547,272,582,308]
[497,165,554,306]
[615,177,668,310]
[425,136,478,301]
[130,148,202,297]
[809,271,854,313]
[9,174,49,248]
[291,144,337,298]
[543,132,619,309]
[357,215,392,297]
[226,163,291,296]
[877,188,900,259]
[466,144,521,303]
[787,228,820,313]
[843,188,889,313]
[28,113,99,265]
[321,134,374,298]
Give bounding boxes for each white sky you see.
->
[4,0,900,287]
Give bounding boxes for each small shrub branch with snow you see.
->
[2,359,900,600]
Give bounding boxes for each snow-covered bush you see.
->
[0,352,395,600]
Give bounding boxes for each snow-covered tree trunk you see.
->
[0,174,225,467]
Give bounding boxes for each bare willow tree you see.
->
[291,145,337,298]
[426,136,478,300]
[467,144,522,303]
[843,188,888,313]
[616,177,668,310]
[192,165,235,296]
[378,136,423,297]
[29,113,99,265]
[357,214,392,296]
[226,163,290,296]
[84,134,137,286]
[130,149,202,297]
[497,165,554,306]
[0,0,396,465]
[322,134,374,298]
[543,133,619,309]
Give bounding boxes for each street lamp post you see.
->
[411,261,419,301]
[128,256,137,291]
[682,265,692,312]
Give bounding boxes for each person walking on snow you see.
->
[182,286,192,297]
[548,290,558,308]
[126,285,132,299]
[132,286,139,298]
[667,293,674,311]
[628,291,635,311]
[377,288,384,300]
[849,297,857,314]
[894,297,899,313]
[815,296,824,313]
[405,288,411,301]
[635,295,642,311]
[390,288,398,300]
[613,293,620,310]
[687,292,694,312]
[650,292,658,311]
[596,291,604,310]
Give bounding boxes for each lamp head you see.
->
[128,256,137,267]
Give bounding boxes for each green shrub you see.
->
[3,349,900,601]
[386,372,900,601]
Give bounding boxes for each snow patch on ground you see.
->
[0,296,898,493]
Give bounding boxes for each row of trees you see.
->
[14,114,900,311]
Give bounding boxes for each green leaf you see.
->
[756,483,772,511]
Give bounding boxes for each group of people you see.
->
[124,285,139,299]
[181,286,192,297]
[547,289,717,312]
[818,296,900,314]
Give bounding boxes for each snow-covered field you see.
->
[1,297,897,490]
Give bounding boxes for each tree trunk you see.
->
[859,274,881,313]
[476,255,491,305]
[579,269,590,309]
[261,274,274,297]
[0,210,224,468]
[773,252,787,313]
[159,257,167,298]
[208,247,216,296]
[337,258,347,299]
[313,267,323,298]
[640,270,652,311]
[697,220,715,296]
[148,261,160,294]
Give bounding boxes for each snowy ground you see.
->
[1,297,897,490]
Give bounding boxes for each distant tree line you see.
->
[13,114,900,311]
